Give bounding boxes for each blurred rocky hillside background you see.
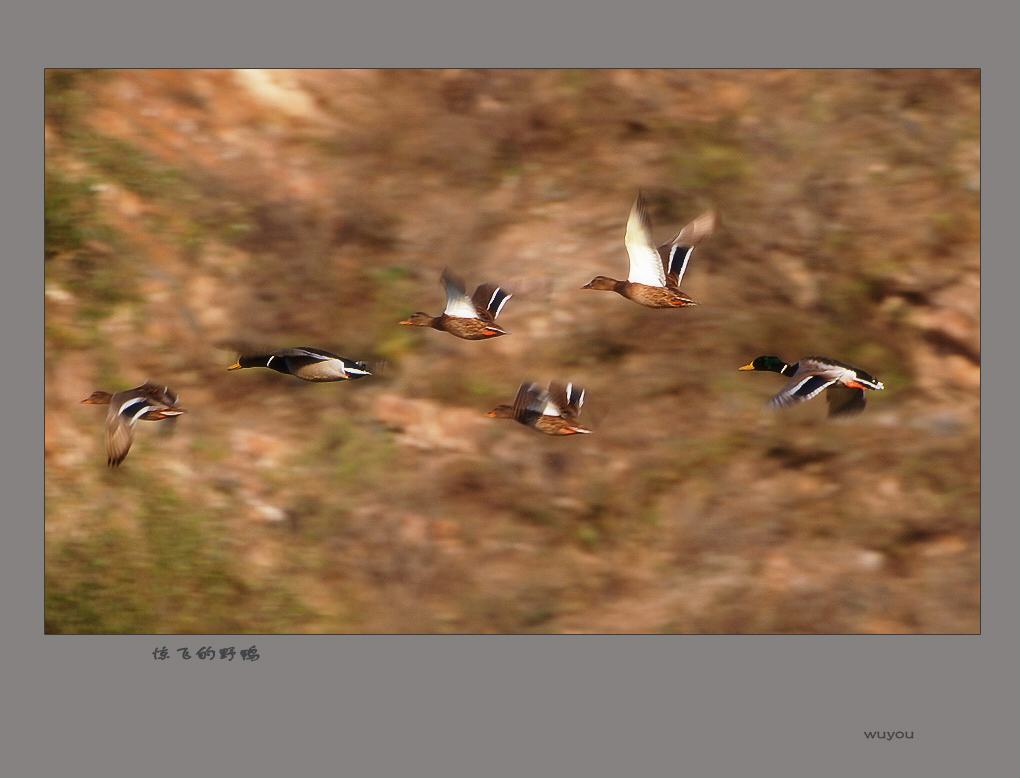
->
[45,69,979,633]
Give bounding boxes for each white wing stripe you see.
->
[670,246,695,286]
[129,402,153,424]
[785,376,835,403]
[491,291,511,318]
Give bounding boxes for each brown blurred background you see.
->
[45,69,979,633]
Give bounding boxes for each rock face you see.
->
[921,273,981,360]
[45,69,979,635]
[372,392,486,454]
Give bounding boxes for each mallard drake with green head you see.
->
[486,381,592,435]
[400,269,512,340]
[739,356,885,417]
[582,192,715,308]
[227,347,372,382]
[81,381,187,466]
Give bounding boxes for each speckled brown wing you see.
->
[622,283,698,308]
[137,382,180,414]
[434,316,503,339]
[105,406,137,467]
[509,382,543,426]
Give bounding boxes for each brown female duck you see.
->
[400,270,512,340]
[582,192,715,308]
[81,381,187,466]
[486,381,591,435]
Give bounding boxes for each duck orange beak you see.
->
[738,363,755,371]
[227,361,242,370]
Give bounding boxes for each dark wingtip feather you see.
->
[487,286,512,317]
[471,283,512,318]
[632,191,654,236]
[440,267,467,295]
[566,383,585,411]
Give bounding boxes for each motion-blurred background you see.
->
[45,69,979,633]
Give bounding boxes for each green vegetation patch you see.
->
[46,477,312,634]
